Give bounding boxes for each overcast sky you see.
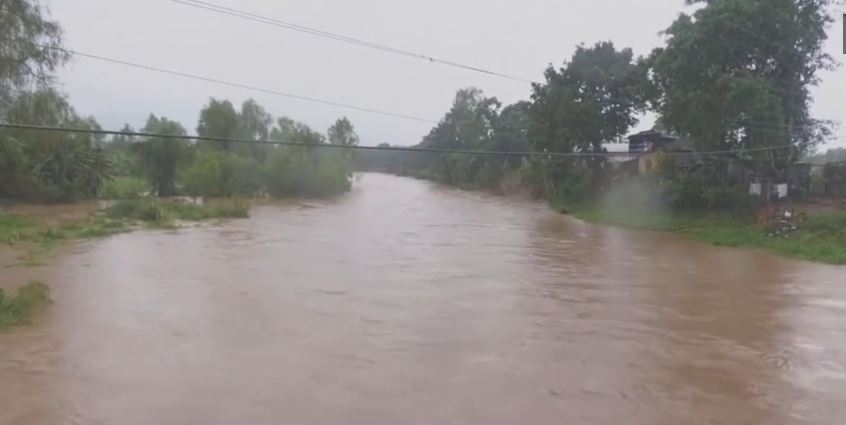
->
[49,0,844,148]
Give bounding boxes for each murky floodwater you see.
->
[2,173,845,424]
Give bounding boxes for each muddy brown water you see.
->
[1,173,845,425]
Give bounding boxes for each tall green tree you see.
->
[327,117,360,146]
[237,99,273,160]
[135,114,190,196]
[197,98,239,151]
[421,88,500,151]
[491,101,532,153]
[0,89,110,200]
[530,42,647,154]
[270,117,324,144]
[529,42,647,197]
[110,124,136,148]
[0,0,67,108]
[327,117,359,166]
[413,88,502,186]
[237,99,272,140]
[648,0,835,175]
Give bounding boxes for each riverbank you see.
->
[0,198,250,328]
[1,198,249,251]
[383,171,846,265]
[559,202,846,265]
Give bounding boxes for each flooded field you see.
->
[2,173,845,424]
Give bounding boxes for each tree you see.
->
[492,101,532,152]
[135,114,190,196]
[237,99,273,161]
[406,88,502,186]
[421,88,500,151]
[0,0,68,109]
[327,117,359,146]
[270,117,324,144]
[530,42,647,154]
[529,42,647,196]
[648,0,835,175]
[197,98,239,151]
[0,89,111,200]
[110,124,136,148]
[237,99,272,140]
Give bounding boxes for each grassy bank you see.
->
[104,198,249,225]
[0,282,51,329]
[562,202,846,265]
[1,198,250,266]
[0,199,250,326]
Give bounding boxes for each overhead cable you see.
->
[0,122,813,158]
[167,0,537,84]
[33,43,437,124]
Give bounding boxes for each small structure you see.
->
[627,130,693,174]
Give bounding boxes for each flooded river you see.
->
[2,173,845,424]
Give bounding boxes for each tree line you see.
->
[0,87,358,201]
[1,0,838,208]
[361,0,837,211]
[111,99,358,200]
[0,0,358,202]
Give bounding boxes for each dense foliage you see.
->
[363,0,836,214]
[647,0,835,175]
[0,89,111,201]
[0,1,356,202]
[1,0,838,212]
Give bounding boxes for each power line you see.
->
[167,0,537,84]
[51,45,828,135]
[31,43,437,124]
[0,122,811,158]
[0,122,623,157]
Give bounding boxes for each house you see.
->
[627,130,694,174]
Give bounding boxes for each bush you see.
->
[264,148,351,198]
[182,151,262,197]
[101,176,150,199]
[662,169,757,214]
[549,163,592,211]
[703,184,758,213]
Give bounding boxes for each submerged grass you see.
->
[105,198,250,224]
[1,198,250,266]
[0,281,51,328]
[563,201,846,265]
[0,198,250,323]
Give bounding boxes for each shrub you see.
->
[182,151,262,197]
[101,176,150,199]
[264,148,351,198]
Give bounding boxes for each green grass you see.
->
[1,214,133,267]
[105,198,250,225]
[1,215,131,246]
[564,202,846,265]
[1,198,249,266]
[2,199,249,247]
[0,214,38,245]
[0,281,51,328]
